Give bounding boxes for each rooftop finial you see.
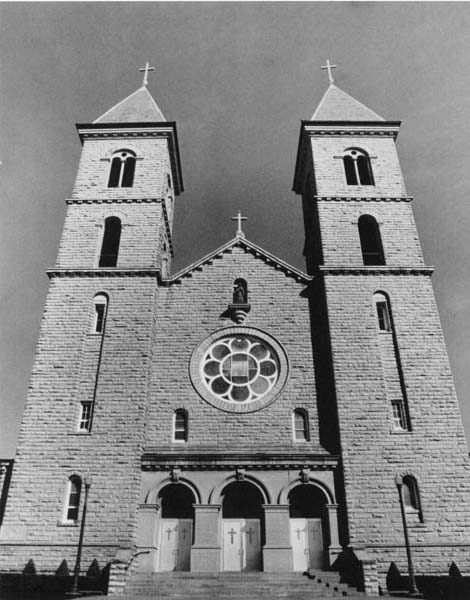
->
[321,59,337,85]
[231,211,247,238]
[139,62,155,87]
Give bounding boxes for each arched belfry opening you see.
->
[221,481,264,571]
[288,484,327,571]
[158,484,195,572]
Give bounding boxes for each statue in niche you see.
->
[233,279,248,304]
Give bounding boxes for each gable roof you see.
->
[168,236,310,284]
[93,86,166,123]
[311,84,384,121]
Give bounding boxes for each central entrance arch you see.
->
[158,483,195,572]
[221,481,264,572]
[288,484,327,571]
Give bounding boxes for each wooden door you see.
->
[223,519,261,571]
[159,518,192,571]
[290,518,323,571]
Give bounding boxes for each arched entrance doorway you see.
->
[158,483,195,572]
[288,484,327,571]
[221,481,264,572]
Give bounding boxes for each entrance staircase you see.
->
[121,571,379,599]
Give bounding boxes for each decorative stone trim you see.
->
[319,266,434,276]
[189,326,289,414]
[314,196,413,203]
[169,237,310,284]
[66,197,164,204]
[141,451,339,471]
[47,269,162,279]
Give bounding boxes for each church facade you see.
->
[1,73,470,594]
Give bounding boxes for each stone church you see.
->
[1,69,470,595]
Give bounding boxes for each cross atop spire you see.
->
[139,62,155,87]
[321,59,337,85]
[232,211,247,238]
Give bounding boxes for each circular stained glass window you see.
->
[201,336,279,404]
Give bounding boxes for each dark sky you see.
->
[1,2,470,457]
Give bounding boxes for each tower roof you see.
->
[93,86,166,123]
[311,84,384,121]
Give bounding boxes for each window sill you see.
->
[390,429,412,435]
[69,431,92,436]
[87,332,103,337]
[57,521,78,527]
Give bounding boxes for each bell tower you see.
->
[294,68,470,585]
[0,72,183,572]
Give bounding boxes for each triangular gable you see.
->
[167,237,311,284]
[94,86,166,123]
[311,84,384,121]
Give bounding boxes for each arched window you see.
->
[92,293,108,334]
[358,215,385,265]
[65,476,81,522]
[173,410,188,442]
[402,476,422,519]
[108,150,136,188]
[233,278,248,304]
[373,292,391,332]
[99,217,121,267]
[343,148,374,186]
[293,409,309,442]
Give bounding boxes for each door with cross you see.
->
[222,519,261,571]
[159,519,192,571]
[290,518,323,571]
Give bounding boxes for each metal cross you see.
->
[231,211,247,238]
[295,528,303,540]
[246,527,255,544]
[139,62,155,87]
[166,528,172,540]
[228,528,237,544]
[321,59,337,85]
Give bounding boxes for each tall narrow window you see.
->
[93,294,108,333]
[99,217,121,267]
[358,215,385,265]
[66,476,81,522]
[293,409,309,442]
[174,410,188,442]
[79,401,93,432]
[391,400,408,431]
[402,476,422,520]
[343,148,374,186]
[374,293,391,332]
[108,150,136,188]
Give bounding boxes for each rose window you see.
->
[201,336,279,404]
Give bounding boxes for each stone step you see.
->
[122,571,371,599]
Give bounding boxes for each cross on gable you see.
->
[231,211,247,238]
[139,62,155,87]
[321,59,337,85]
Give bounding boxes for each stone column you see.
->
[325,503,342,564]
[135,503,160,572]
[191,504,221,572]
[262,504,293,572]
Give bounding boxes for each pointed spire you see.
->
[93,86,166,124]
[311,84,384,122]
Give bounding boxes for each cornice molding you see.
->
[66,197,164,205]
[141,450,339,471]
[314,196,413,203]
[47,268,162,280]
[319,266,434,276]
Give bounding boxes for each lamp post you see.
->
[394,474,417,594]
[70,475,92,596]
